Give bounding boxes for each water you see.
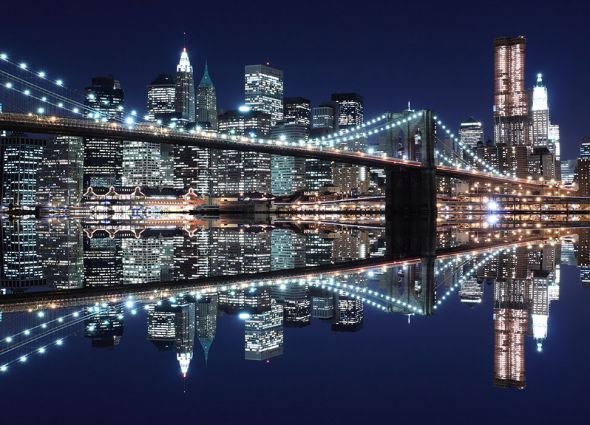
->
[0,216,588,424]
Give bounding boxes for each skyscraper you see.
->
[493,279,528,389]
[244,300,284,361]
[284,97,311,128]
[331,93,364,132]
[174,48,196,123]
[331,93,365,194]
[244,64,284,125]
[494,36,529,146]
[312,104,336,130]
[578,137,590,196]
[83,77,124,189]
[459,118,484,148]
[38,136,84,209]
[196,62,217,129]
[215,109,272,194]
[196,295,218,364]
[0,134,46,210]
[122,140,162,188]
[531,73,549,147]
[146,73,176,122]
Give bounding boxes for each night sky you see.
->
[2,0,589,159]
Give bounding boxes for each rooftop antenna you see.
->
[183,31,187,51]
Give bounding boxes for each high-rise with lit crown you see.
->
[531,73,549,147]
[494,36,529,147]
[174,48,196,123]
[196,62,217,129]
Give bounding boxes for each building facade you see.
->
[493,36,529,147]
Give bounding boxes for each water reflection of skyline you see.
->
[0,219,586,391]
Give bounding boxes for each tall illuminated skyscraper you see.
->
[174,48,196,123]
[83,77,124,189]
[146,73,176,122]
[493,36,529,146]
[196,62,217,129]
[531,73,549,147]
[38,136,84,209]
[244,64,284,125]
[493,279,528,389]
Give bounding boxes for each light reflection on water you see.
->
[0,217,587,423]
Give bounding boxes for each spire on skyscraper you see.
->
[199,61,214,88]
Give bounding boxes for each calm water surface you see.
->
[0,217,588,424]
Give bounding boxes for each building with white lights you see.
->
[244,300,284,361]
[174,48,196,123]
[494,36,529,147]
[146,73,176,122]
[459,118,484,149]
[0,134,46,210]
[244,64,284,125]
[83,77,124,189]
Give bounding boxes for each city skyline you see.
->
[2,1,588,160]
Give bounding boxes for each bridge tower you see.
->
[385,109,436,266]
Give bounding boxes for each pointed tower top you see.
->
[177,48,192,73]
[198,61,214,88]
[536,73,544,86]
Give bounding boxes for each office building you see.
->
[174,48,196,123]
[38,136,84,209]
[331,93,364,130]
[244,64,284,125]
[146,73,176,122]
[0,134,45,210]
[312,104,336,130]
[216,109,272,195]
[122,140,162,188]
[85,304,124,348]
[493,279,528,389]
[561,159,577,185]
[459,118,484,149]
[332,295,363,331]
[284,97,311,127]
[196,295,218,364]
[196,62,217,129]
[578,138,590,196]
[0,219,45,291]
[270,123,307,196]
[493,36,529,146]
[244,300,284,361]
[531,73,549,147]
[83,77,124,188]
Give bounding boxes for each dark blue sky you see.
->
[2,0,589,159]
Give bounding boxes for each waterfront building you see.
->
[38,136,84,209]
[0,134,45,210]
